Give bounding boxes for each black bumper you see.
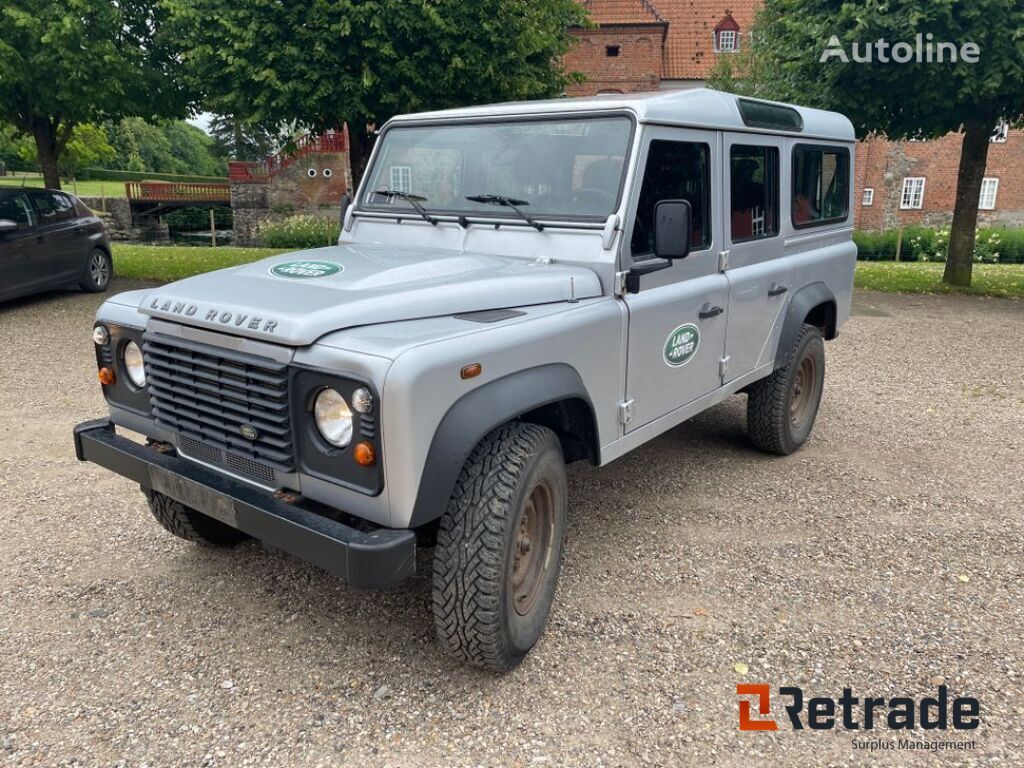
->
[73,419,415,589]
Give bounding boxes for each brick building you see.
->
[565,0,1024,230]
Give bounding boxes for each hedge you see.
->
[854,227,1024,264]
[76,167,228,184]
[258,215,340,249]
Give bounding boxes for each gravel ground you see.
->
[0,283,1021,767]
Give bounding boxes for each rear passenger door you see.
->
[28,190,81,282]
[721,134,789,380]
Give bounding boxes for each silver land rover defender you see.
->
[74,90,855,671]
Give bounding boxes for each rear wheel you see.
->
[80,248,112,293]
[147,491,247,547]
[747,324,825,455]
[432,422,567,672]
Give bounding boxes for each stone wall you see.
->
[78,196,139,241]
[231,150,350,246]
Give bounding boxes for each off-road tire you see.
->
[747,323,825,455]
[147,491,247,547]
[432,422,567,672]
[80,248,113,293]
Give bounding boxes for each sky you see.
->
[187,113,215,133]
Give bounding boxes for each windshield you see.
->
[361,116,632,220]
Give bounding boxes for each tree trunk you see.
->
[33,122,62,190]
[943,123,992,287]
[347,121,377,191]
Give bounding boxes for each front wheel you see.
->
[432,422,567,672]
[747,323,825,455]
[80,248,112,293]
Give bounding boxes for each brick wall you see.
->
[855,131,1024,230]
[564,25,666,95]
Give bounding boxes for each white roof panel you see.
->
[388,88,855,142]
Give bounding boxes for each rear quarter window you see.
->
[791,145,850,228]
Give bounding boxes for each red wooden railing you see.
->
[125,182,231,202]
[228,125,349,183]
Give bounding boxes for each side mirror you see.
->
[338,192,352,231]
[653,199,692,260]
[0,219,18,234]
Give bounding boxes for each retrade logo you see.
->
[737,685,981,732]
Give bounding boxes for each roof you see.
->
[388,89,856,142]
[579,0,760,80]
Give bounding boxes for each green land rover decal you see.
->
[664,323,700,367]
[269,260,343,279]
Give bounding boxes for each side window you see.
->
[0,194,35,228]
[791,145,849,227]
[631,139,711,257]
[30,191,75,224]
[730,144,779,241]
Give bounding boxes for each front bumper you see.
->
[72,419,415,589]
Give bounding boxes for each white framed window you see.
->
[979,177,999,210]
[862,188,875,206]
[900,177,925,209]
[717,30,738,52]
[389,165,412,194]
[991,122,1009,143]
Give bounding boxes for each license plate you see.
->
[149,465,238,527]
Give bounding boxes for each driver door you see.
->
[621,128,729,431]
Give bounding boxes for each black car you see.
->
[0,188,113,303]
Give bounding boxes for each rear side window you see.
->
[632,139,711,256]
[731,144,779,241]
[30,191,76,224]
[792,145,849,228]
[0,194,35,228]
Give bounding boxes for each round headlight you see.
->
[123,341,146,388]
[93,325,110,346]
[314,388,353,447]
[351,387,373,414]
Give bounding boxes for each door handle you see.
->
[768,284,789,297]
[698,304,724,319]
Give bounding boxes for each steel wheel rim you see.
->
[90,252,109,286]
[790,354,818,427]
[510,479,555,617]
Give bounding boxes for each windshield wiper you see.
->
[374,188,437,226]
[465,194,544,231]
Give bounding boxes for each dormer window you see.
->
[714,12,741,53]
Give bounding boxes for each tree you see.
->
[0,0,189,189]
[208,116,282,163]
[16,122,114,178]
[708,0,1024,287]
[166,0,587,183]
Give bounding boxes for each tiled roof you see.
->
[580,0,760,80]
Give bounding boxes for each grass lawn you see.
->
[855,262,1024,299]
[112,244,287,282]
[110,244,1024,299]
[0,173,128,198]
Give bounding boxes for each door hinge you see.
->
[614,270,629,296]
[618,399,635,425]
[718,250,730,272]
[719,356,731,381]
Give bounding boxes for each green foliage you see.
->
[0,123,34,172]
[855,262,1024,298]
[17,123,115,178]
[166,0,588,177]
[854,227,1024,263]
[209,116,282,162]
[258,215,341,250]
[0,0,190,187]
[112,244,286,282]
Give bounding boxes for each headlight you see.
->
[123,341,146,388]
[314,388,353,447]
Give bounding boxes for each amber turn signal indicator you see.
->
[98,367,115,385]
[353,441,376,466]
[460,363,482,380]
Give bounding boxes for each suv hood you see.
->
[139,243,602,346]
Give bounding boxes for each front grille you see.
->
[144,333,293,480]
